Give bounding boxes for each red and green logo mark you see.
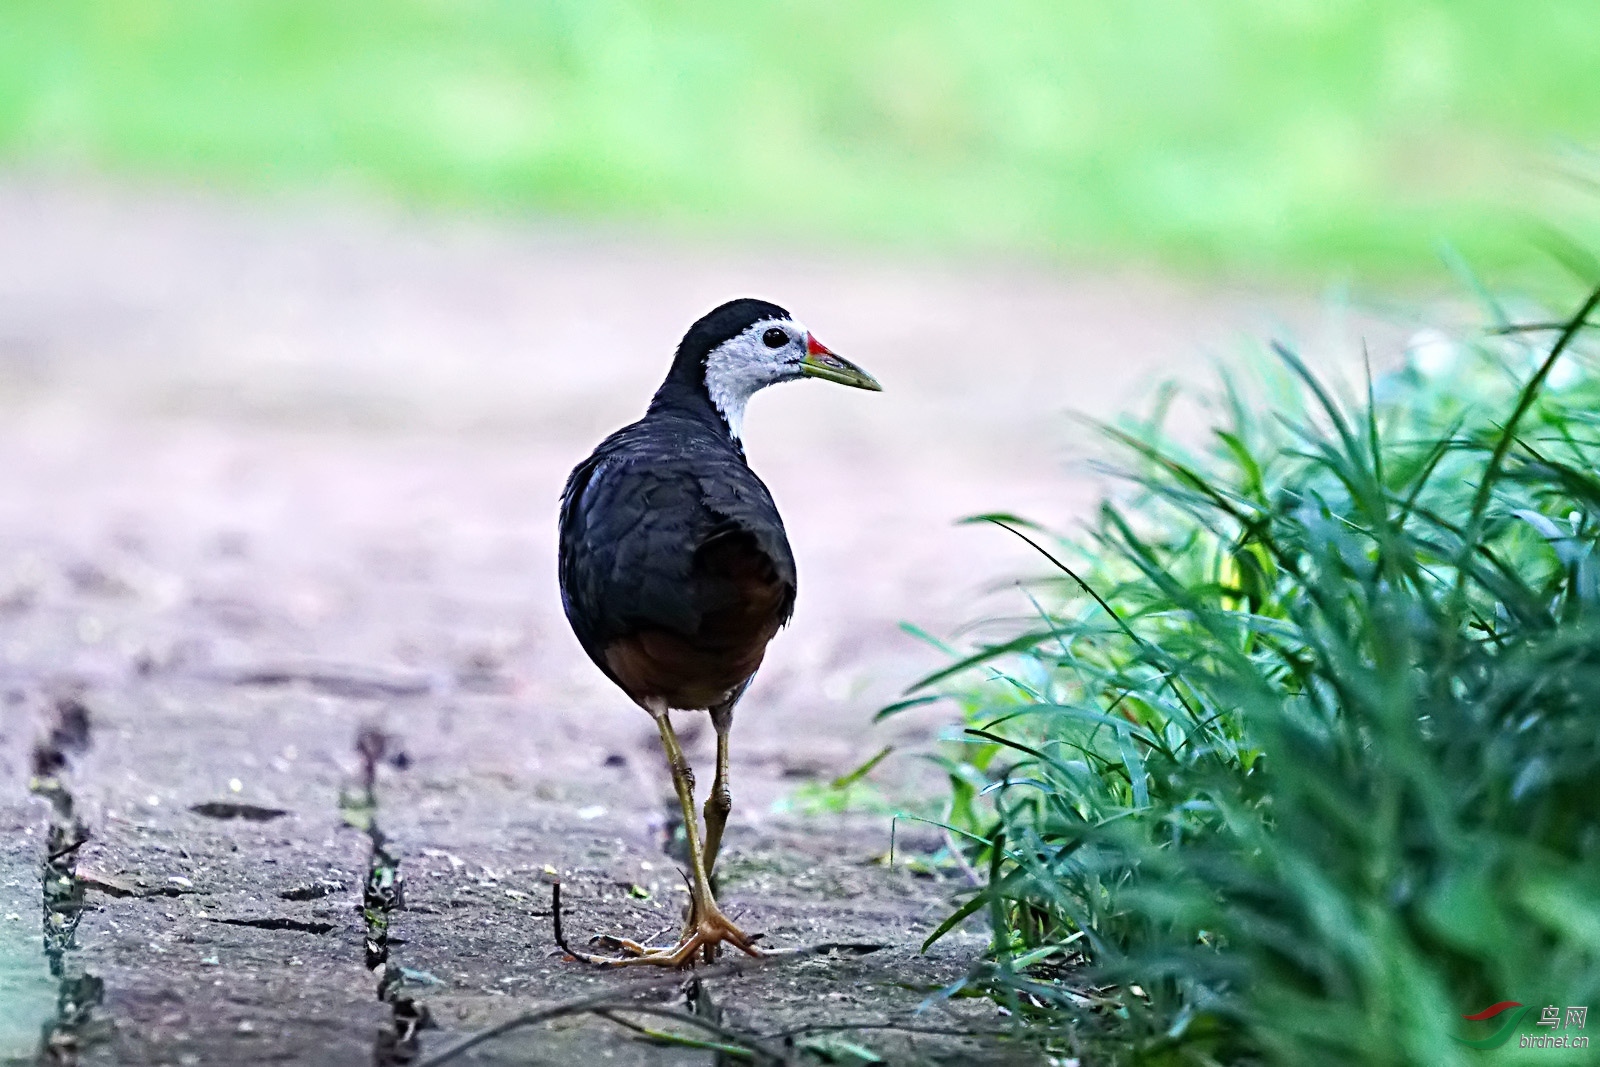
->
[1457,1002,1590,1050]
[1456,1002,1532,1050]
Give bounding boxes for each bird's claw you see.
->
[569,906,763,968]
[587,933,657,957]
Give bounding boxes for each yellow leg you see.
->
[562,700,760,968]
[701,703,734,881]
[653,705,715,915]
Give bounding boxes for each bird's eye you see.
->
[762,327,789,349]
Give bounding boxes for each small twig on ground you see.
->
[412,978,740,1067]
[551,880,621,966]
[594,1006,767,1060]
[763,1019,1015,1041]
[422,998,787,1066]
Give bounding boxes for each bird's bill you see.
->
[799,335,882,391]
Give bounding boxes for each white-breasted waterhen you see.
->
[558,298,880,966]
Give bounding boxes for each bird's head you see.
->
[660,298,881,440]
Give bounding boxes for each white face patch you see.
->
[703,316,808,440]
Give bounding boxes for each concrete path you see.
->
[0,181,1381,1064]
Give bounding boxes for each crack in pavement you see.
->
[188,801,291,822]
[210,916,337,935]
[342,728,435,1066]
[27,690,106,1066]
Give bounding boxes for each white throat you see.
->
[705,365,759,440]
[702,317,806,441]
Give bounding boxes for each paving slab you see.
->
[0,180,1383,1065]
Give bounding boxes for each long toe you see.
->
[588,933,665,958]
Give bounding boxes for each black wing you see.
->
[558,415,796,684]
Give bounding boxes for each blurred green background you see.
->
[3,0,1597,280]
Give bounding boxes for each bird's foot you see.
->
[567,904,762,968]
[587,933,667,958]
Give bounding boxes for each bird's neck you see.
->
[646,378,746,453]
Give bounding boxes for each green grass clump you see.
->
[3,2,1600,277]
[902,283,1600,1064]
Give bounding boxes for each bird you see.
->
[558,297,880,966]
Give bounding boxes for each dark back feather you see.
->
[559,396,796,709]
